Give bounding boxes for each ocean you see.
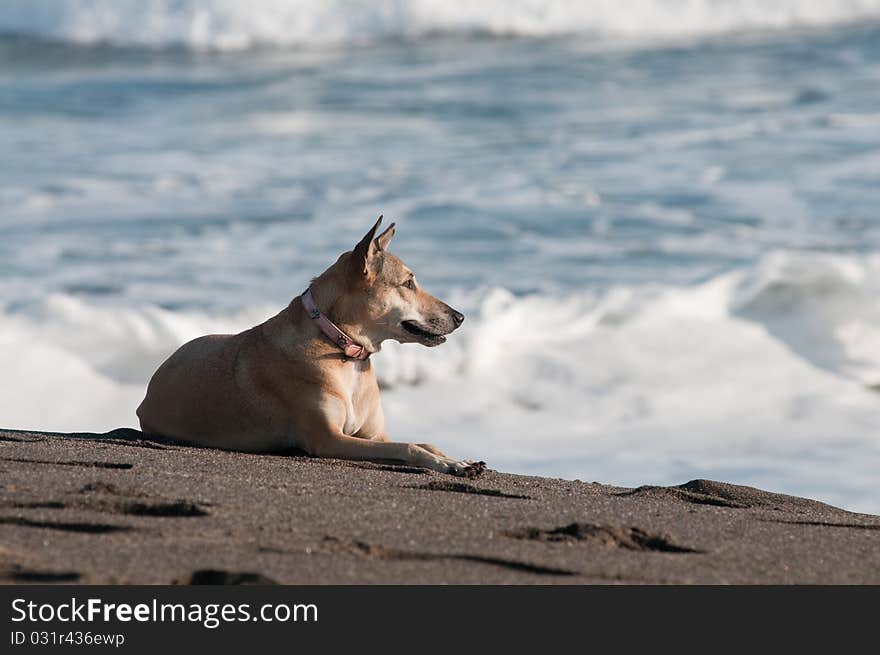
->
[1,1,879,512]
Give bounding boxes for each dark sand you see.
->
[1,428,878,584]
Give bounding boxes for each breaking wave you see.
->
[2,0,880,50]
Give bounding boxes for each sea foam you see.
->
[2,0,880,50]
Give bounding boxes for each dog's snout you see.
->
[451,310,465,327]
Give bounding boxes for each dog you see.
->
[137,217,485,477]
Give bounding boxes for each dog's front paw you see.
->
[446,459,486,478]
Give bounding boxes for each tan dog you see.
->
[137,217,485,477]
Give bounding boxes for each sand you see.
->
[1,428,878,584]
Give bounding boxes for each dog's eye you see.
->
[404,278,416,290]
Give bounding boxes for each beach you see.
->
[2,428,878,584]
[3,12,880,512]
[2,3,880,583]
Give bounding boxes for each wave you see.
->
[2,250,879,511]
[2,0,880,50]
[3,250,880,425]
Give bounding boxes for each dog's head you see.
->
[328,216,464,350]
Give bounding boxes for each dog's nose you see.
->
[451,310,465,327]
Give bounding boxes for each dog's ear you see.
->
[352,215,383,278]
[375,222,395,251]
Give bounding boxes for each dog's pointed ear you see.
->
[375,222,395,251]
[352,215,383,277]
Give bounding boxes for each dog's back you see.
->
[137,325,291,452]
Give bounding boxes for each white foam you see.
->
[0,296,274,430]
[2,251,879,512]
[2,0,879,50]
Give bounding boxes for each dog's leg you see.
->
[366,434,448,458]
[416,443,447,457]
[310,432,484,478]
[370,437,485,472]
[369,436,483,472]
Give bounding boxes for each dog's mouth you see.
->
[401,320,447,346]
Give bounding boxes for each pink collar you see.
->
[301,287,371,360]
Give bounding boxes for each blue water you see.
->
[2,21,880,512]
